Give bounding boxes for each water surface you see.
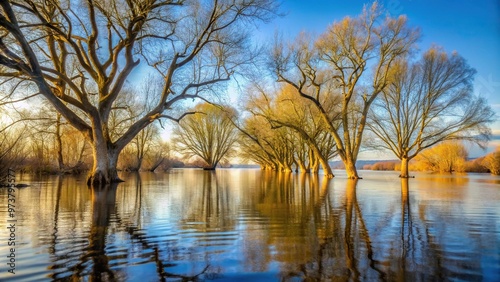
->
[0,169,499,281]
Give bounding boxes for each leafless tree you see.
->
[0,0,278,185]
[0,120,26,177]
[22,102,90,173]
[368,47,495,177]
[119,122,160,171]
[236,113,294,171]
[114,80,164,172]
[172,102,238,169]
[271,3,419,179]
[243,83,337,176]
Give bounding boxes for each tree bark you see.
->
[87,148,121,186]
[344,157,359,179]
[318,155,334,178]
[310,154,320,174]
[399,157,410,178]
[55,113,64,171]
[86,124,122,186]
[296,159,307,173]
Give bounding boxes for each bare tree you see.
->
[236,113,294,171]
[236,84,304,172]
[119,122,160,171]
[236,120,276,170]
[114,77,170,172]
[0,0,277,185]
[368,47,495,177]
[143,139,170,171]
[243,83,337,176]
[0,119,26,177]
[172,102,238,170]
[271,3,419,179]
[22,102,90,173]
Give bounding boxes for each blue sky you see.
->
[256,0,500,158]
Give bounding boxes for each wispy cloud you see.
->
[491,129,500,135]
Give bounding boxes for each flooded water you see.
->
[0,169,499,281]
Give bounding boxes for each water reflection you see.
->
[184,171,233,229]
[44,179,119,280]
[0,170,498,281]
[74,184,118,280]
[44,173,213,281]
[273,178,384,281]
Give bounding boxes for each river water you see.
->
[0,169,499,281]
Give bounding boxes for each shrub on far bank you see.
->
[363,161,398,171]
[412,142,468,173]
[482,148,500,175]
[464,157,489,173]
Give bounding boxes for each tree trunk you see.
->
[297,159,308,173]
[55,113,64,171]
[318,154,334,178]
[344,158,359,179]
[308,149,318,174]
[400,157,410,178]
[87,138,122,187]
[310,156,319,174]
[204,160,218,170]
[148,158,164,172]
[282,165,292,173]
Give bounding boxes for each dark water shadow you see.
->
[280,178,385,281]
[67,182,119,280]
[48,173,210,281]
[38,171,499,281]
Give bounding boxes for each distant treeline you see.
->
[362,142,499,175]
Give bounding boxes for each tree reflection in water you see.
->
[47,173,210,281]
[16,170,496,281]
[274,177,384,281]
[80,184,117,280]
[275,175,469,281]
[187,171,232,229]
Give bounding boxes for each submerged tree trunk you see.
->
[400,157,410,178]
[297,159,308,173]
[87,147,121,186]
[344,157,359,179]
[318,155,334,178]
[87,125,122,186]
[310,154,320,174]
[281,164,293,173]
[203,159,218,170]
[306,142,334,178]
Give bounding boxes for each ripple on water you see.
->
[0,170,499,281]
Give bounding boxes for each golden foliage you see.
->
[363,161,397,171]
[482,147,500,175]
[464,157,489,173]
[412,141,468,173]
